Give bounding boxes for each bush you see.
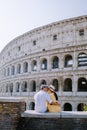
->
[83,105,87,111]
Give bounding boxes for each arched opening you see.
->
[41,58,47,70]
[64,103,72,111]
[78,53,87,67]
[78,77,87,91]
[23,62,28,73]
[30,80,36,92]
[11,66,15,75]
[17,64,21,74]
[64,55,73,67]
[53,34,57,40]
[52,56,59,69]
[29,102,35,110]
[77,103,85,111]
[41,80,47,85]
[6,84,9,92]
[32,60,37,71]
[9,83,13,96]
[16,82,20,92]
[22,81,27,92]
[52,79,58,91]
[63,78,72,91]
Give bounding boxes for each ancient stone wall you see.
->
[17,117,87,130]
[0,99,87,130]
[0,98,25,130]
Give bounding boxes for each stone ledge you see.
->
[21,110,87,118]
[0,97,26,102]
[21,110,60,118]
[62,111,87,118]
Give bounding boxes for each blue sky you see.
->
[0,0,87,52]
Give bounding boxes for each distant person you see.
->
[47,85,61,112]
[34,84,58,113]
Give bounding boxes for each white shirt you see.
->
[34,90,52,113]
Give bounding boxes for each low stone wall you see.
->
[0,97,25,130]
[18,110,87,130]
[17,118,87,130]
[0,98,87,130]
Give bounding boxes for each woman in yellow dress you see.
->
[47,85,61,112]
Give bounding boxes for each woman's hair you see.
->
[54,92,58,100]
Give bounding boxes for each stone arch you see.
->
[78,52,87,67]
[21,81,27,92]
[37,79,47,90]
[77,103,85,111]
[64,103,72,111]
[40,79,47,85]
[23,62,28,73]
[31,60,37,71]
[41,58,47,70]
[30,80,36,92]
[78,77,87,91]
[16,82,20,92]
[9,83,13,95]
[63,78,72,91]
[6,84,9,92]
[11,65,15,75]
[52,79,59,91]
[29,102,35,110]
[51,56,59,69]
[53,34,57,40]
[64,54,73,67]
[17,64,21,74]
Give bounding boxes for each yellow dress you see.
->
[47,92,61,113]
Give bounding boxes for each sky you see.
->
[0,0,87,52]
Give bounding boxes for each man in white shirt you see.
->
[34,84,57,113]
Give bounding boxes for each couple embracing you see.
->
[34,84,61,113]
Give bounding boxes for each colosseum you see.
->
[0,15,87,111]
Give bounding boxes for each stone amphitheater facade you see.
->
[0,15,87,111]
